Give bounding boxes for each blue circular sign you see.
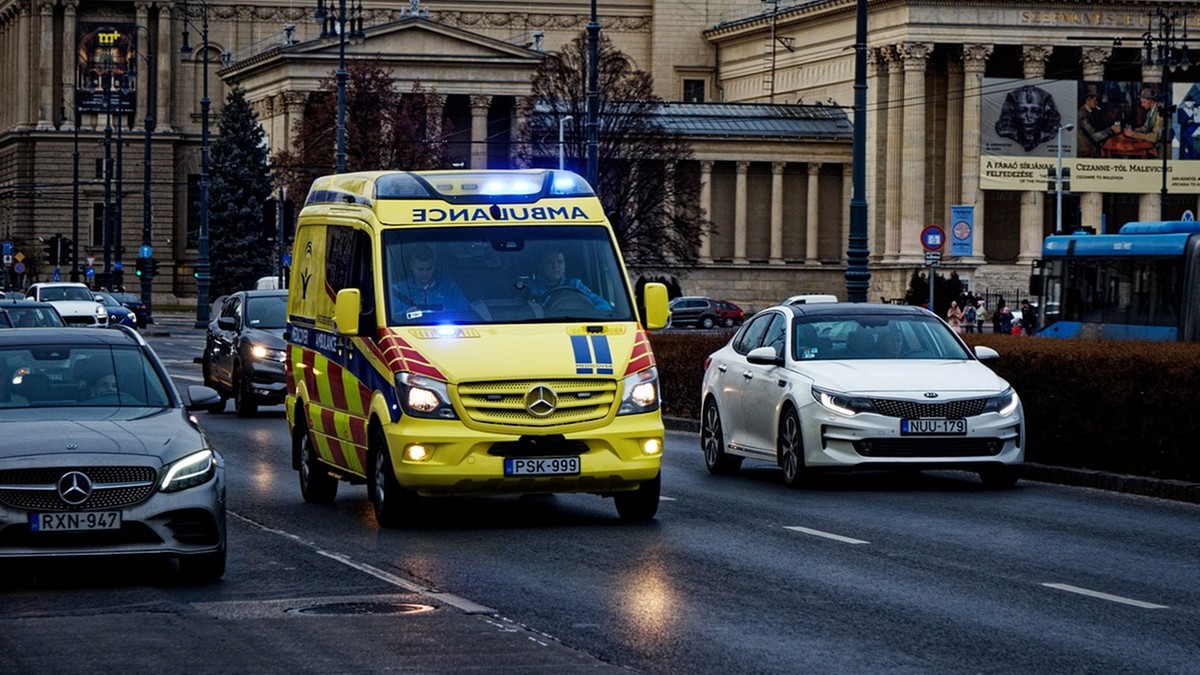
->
[13,261,25,274]
[921,225,945,251]
[85,267,95,279]
[113,261,123,271]
[139,244,153,258]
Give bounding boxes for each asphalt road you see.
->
[1,320,1197,673]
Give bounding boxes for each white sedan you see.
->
[700,303,1024,488]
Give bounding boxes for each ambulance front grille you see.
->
[457,379,617,427]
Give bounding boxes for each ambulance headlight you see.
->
[395,372,458,419]
[618,367,659,416]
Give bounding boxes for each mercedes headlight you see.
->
[812,385,876,416]
[250,344,287,362]
[395,372,458,419]
[618,367,659,416]
[160,449,217,492]
[981,388,1019,416]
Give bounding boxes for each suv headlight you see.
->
[250,344,287,362]
[618,367,659,415]
[981,388,1019,416]
[395,372,458,419]
[160,449,217,492]
[812,385,876,416]
[94,305,108,320]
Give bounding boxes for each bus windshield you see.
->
[381,225,636,326]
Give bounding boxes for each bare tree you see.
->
[521,33,707,265]
[272,58,452,204]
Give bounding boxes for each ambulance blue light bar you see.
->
[375,170,594,204]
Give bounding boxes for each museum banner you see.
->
[979,78,1200,193]
[75,23,138,115]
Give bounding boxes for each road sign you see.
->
[2,254,10,266]
[86,256,95,266]
[1183,210,1194,222]
[139,244,152,259]
[53,267,60,281]
[1,240,11,256]
[921,225,946,251]
[13,261,25,274]
[85,267,95,279]
[14,251,23,262]
[113,261,123,271]
[924,250,942,267]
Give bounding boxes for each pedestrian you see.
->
[946,300,964,333]
[975,300,987,334]
[992,296,1006,335]
[1019,299,1038,336]
[998,305,1015,335]
[963,301,977,333]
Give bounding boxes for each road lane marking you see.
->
[784,525,869,545]
[230,511,497,614]
[1041,583,1168,609]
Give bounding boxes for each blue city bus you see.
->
[1034,220,1200,342]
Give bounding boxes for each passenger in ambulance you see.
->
[389,244,473,321]
[524,248,612,311]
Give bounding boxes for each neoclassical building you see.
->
[2,0,1197,309]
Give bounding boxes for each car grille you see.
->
[0,522,162,548]
[458,379,616,428]
[488,437,590,458]
[62,315,99,327]
[0,466,158,511]
[853,438,1004,458]
[871,398,987,419]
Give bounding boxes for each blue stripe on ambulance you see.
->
[570,334,613,375]
[590,335,613,374]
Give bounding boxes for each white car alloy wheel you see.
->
[701,399,742,475]
[779,408,805,487]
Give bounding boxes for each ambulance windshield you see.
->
[382,226,636,326]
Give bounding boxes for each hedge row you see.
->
[648,330,1200,483]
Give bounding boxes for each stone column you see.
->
[699,161,713,262]
[427,93,446,143]
[899,42,934,263]
[961,44,992,263]
[156,1,173,131]
[1019,45,1053,263]
[510,96,528,168]
[61,1,79,130]
[1139,64,1164,221]
[770,161,785,264]
[734,161,749,263]
[842,163,853,262]
[469,95,492,169]
[281,91,306,157]
[36,0,54,129]
[867,48,887,261]
[17,1,35,129]
[1079,47,1111,231]
[805,162,822,263]
[134,2,150,131]
[884,46,905,261]
[944,59,964,229]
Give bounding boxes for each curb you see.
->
[663,416,1200,504]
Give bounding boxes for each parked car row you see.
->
[668,296,745,329]
[3,283,149,330]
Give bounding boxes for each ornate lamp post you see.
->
[586,0,599,187]
[844,0,871,302]
[181,0,213,327]
[315,0,364,174]
[1141,8,1191,217]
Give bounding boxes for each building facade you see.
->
[3,0,1196,311]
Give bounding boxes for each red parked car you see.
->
[712,299,745,327]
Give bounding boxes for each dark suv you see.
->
[202,290,288,416]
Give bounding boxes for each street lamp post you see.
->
[1055,123,1074,234]
[102,72,114,285]
[137,28,156,323]
[1141,8,1191,217]
[558,115,572,171]
[844,0,871,302]
[585,0,599,187]
[182,0,212,327]
[315,0,363,174]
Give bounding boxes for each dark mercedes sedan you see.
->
[202,290,288,416]
[0,327,227,582]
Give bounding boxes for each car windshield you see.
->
[38,286,94,302]
[245,294,288,329]
[112,292,142,304]
[0,344,171,409]
[792,314,971,361]
[1,306,65,328]
[382,225,635,326]
[94,292,121,307]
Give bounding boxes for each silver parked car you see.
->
[0,327,227,582]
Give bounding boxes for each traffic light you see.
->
[150,258,160,277]
[135,258,150,277]
[43,235,60,266]
[59,238,73,268]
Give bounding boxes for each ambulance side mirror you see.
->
[334,288,361,337]
[641,282,669,330]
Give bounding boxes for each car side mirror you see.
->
[216,316,236,330]
[334,288,361,337]
[183,384,222,411]
[974,345,999,362]
[747,346,784,366]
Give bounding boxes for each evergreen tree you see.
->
[208,86,275,298]
[520,32,707,265]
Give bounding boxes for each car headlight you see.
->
[812,385,876,416]
[982,388,1019,416]
[618,366,660,415]
[95,305,108,320]
[160,449,217,492]
[250,344,287,362]
[395,372,458,419]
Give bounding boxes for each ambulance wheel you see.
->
[297,419,337,504]
[370,429,418,528]
[614,472,660,522]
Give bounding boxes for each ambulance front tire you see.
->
[369,427,418,528]
[613,472,660,522]
[296,416,338,504]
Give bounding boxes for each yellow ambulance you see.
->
[285,169,670,526]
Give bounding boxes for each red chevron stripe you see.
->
[349,416,367,447]
[328,361,347,410]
